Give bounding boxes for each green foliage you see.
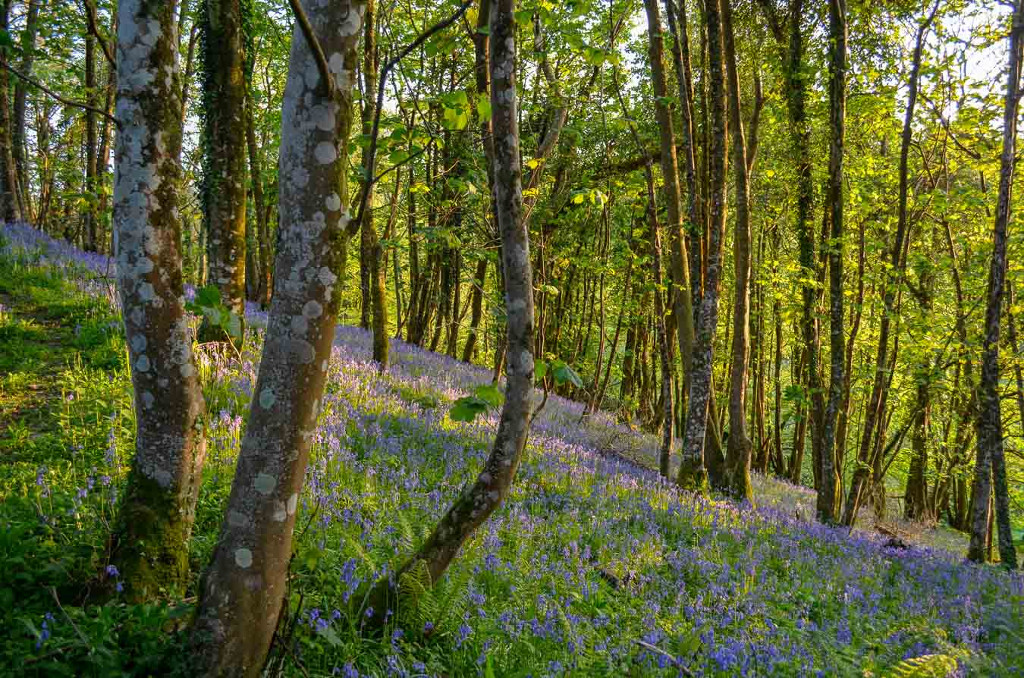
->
[186,285,242,340]
[450,383,504,422]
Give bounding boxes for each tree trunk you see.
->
[678,0,725,493]
[110,0,207,602]
[246,95,272,307]
[368,0,534,610]
[721,0,753,503]
[12,0,41,221]
[818,0,846,523]
[358,0,389,368]
[842,0,937,527]
[198,0,249,344]
[0,0,20,221]
[643,0,695,411]
[83,33,98,251]
[968,0,1022,568]
[191,2,364,672]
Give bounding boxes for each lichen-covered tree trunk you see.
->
[111,0,207,601]
[370,0,533,607]
[721,0,753,503]
[190,1,364,673]
[968,0,1022,568]
[198,0,248,343]
[678,0,725,493]
[818,0,846,523]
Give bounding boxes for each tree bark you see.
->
[721,0,753,503]
[367,0,534,611]
[968,0,1022,568]
[12,0,41,221]
[678,0,725,493]
[198,0,249,344]
[643,0,696,415]
[110,0,207,602]
[818,0,846,523]
[0,0,21,221]
[191,2,364,672]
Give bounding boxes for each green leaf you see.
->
[552,360,583,388]
[450,396,489,422]
[195,285,221,308]
[477,93,492,122]
[535,360,549,381]
[473,384,505,408]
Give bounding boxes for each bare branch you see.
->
[1,61,118,127]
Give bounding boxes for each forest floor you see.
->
[1,223,1022,677]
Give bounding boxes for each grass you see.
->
[1,227,1023,677]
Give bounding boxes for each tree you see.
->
[818,0,846,523]
[678,0,727,492]
[190,0,364,671]
[366,0,534,612]
[198,0,249,343]
[721,0,753,503]
[968,0,1022,569]
[110,0,207,601]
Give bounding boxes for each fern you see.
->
[890,653,961,678]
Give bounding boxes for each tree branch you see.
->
[1,62,118,127]
[287,0,334,99]
[350,0,473,237]
[82,0,116,68]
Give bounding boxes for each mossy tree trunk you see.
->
[198,0,249,344]
[818,0,846,523]
[111,0,207,602]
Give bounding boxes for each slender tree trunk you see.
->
[462,257,489,363]
[246,96,272,307]
[84,33,98,251]
[198,0,249,344]
[191,2,364,672]
[721,0,753,502]
[968,0,1022,568]
[818,0,846,523]
[12,0,41,221]
[843,1,937,526]
[0,0,20,222]
[369,0,534,607]
[111,0,207,602]
[643,0,695,410]
[679,0,725,492]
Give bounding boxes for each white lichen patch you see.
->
[325,192,342,212]
[259,388,276,409]
[287,493,298,515]
[254,473,277,495]
[314,141,338,165]
[234,547,254,569]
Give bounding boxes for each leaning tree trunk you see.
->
[84,33,99,251]
[968,0,1022,569]
[110,0,207,602]
[721,0,753,503]
[818,0,846,523]
[367,0,534,614]
[678,0,726,493]
[190,1,364,673]
[198,0,248,344]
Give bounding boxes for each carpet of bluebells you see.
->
[1,223,1022,677]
